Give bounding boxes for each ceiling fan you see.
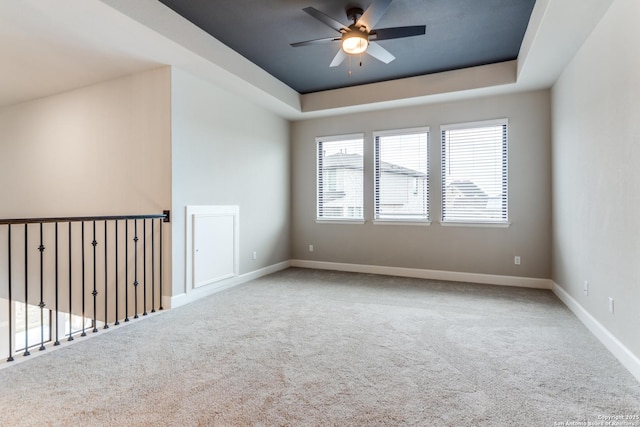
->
[291,0,426,67]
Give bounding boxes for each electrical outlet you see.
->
[252,251,257,260]
[514,256,521,265]
[583,281,589,296]
[609,297,614,314]
[309,244,314,252]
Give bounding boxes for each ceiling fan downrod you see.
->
[346,7,364,26]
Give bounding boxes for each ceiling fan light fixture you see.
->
[342,31,368,54]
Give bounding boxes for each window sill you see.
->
[373,220,431,226]
[440,221,511,228]
[315,219,366,225]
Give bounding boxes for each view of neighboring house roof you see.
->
[323,152,426,177]
[446,180,487,197]
[380,160,426,178]
[322,153,363,170]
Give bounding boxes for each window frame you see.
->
[440,118,509,227]
[316,133,365,224]
[373,127,431,225]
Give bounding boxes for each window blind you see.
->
[316,135,364,220]
[374,129,429,221]
[441,119,508,223]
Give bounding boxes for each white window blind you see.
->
[317,135,364,220]
[374,128,429,221]
[441,119,508,224]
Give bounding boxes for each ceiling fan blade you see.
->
[291,37,340,47]
[356,0,392,31]
[303,7,348,33]
[371,25,426,41]
[330,49,347,67]
[366,41,395,64]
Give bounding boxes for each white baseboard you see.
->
[169,260,291,309]
[290,259,552,289]
[552,281,640,383]
[170,259,549,308]
[238,260,292,283]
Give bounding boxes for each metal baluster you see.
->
[38,223,46,351]
[7,225,14,362]
[92,221,98,333]
[54,222,60,346]
[151,220,155,313]
[114,220,120,326]
[0,213,166,357]
[81,222,86,337]
[103,221,109,329]
[68,222,73,341]
[125,220,129,322]
[159,218,163,310]
[143,219,147,316]
[133,220,139,319]
[24,224,29,357]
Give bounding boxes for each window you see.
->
[374,128,429,222]
[441,119,508,224]
[317,134,364,221]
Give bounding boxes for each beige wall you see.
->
[0,67,171,217]
[551,0,640,358]
[0,64,292,312]
[0,68,172,354]
[170,68,291,296]
[291,90,552,279]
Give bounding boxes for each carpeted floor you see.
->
[0,268,639,426]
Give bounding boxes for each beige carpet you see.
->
[0,268,639,426]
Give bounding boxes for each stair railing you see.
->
[0,211,170,362]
